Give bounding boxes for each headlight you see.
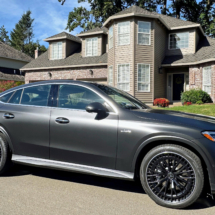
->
[202,131,215,142]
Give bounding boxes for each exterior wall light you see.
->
[48,72,52,78]
[90,70,93,75]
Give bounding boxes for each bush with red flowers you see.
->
[154,98,170,107]
[183,101,192,106]
[0,80,24,93]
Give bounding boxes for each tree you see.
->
[0,25,10,44]
[59,0,159,32]
[10,10,34,53]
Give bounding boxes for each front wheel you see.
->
[140,144,204,209]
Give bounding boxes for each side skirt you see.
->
[12,155,134,180]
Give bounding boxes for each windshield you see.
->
[94,84,149,110]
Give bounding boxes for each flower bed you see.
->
[154,98,170,107]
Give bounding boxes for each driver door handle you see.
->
[4,113,14,119]
[55,117,69,124]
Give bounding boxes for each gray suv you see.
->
[0,80,215,209]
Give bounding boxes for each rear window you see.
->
[21,85,51,107]
[0,92,14,103]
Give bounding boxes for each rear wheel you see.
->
[0,133,12,175]
[140,144,204,209]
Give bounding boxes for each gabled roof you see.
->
[44,32,81,43]
[21,50,107,71]
[77,27,108,37]
[162,37,215,66]
[0,42,32,62]
[103,5,204,34]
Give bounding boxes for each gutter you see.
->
[21,63,108,71]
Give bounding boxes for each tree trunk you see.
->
[162,0,167,15]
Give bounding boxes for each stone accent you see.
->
[189,62,215,102]
[25,66,107,84]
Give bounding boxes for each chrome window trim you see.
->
[0,82,119,115]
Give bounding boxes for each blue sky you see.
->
[0,0,90,47]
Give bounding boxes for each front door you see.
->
[50,84,118,169]
[173,74,184,100]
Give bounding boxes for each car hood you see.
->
[131,108,215,130]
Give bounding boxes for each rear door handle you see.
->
[4,113,14,119]
[55,117,69,124]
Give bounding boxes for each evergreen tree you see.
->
[0,25,10,44]
[10,10,34,53]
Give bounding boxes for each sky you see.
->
[0,0,90,47]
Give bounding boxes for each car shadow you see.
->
[3,164,215,210]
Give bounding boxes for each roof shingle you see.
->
[78,27,108,36]
[44,32,81,43]
[0,42,32,62]
[162,37,215,65]
[21,50,107,70]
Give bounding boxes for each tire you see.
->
[0,133,12,175]
[140,144,204,209]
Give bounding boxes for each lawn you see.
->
[154,104,215,117]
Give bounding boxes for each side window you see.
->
[57,85,105,110]
[21,85,51,106]
[8,89,22,104]
[0,92,14,103]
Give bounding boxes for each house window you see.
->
[52,42,62,60]
[138,21,151,45]
[108,66,113,86]
[109,26,113,49]
[118,22,130,46]
[138,64,150,92]
[169,32,189,49]
[203,66,212,94]
[86,37,98,56]
[117,64,130,91]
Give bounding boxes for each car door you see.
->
[0,84,52,159]
[50,84,118,169]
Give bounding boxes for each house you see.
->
[21,5,215,104]
[0,41,32,82]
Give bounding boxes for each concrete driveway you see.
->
[0,165,215,215]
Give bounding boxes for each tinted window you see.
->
[0,92,14,103]
[57,85,105,110]
[21,85,51,106]
[8,90,22,104]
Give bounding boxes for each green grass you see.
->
[154,104,215,117]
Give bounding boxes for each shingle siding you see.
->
[134,17,154,102]
[154,20,167,99]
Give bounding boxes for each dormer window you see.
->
[118,21,130,46]
[52,42,62,60]
[169,32,189,49]
[86,37,98,57]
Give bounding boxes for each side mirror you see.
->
[86,102,107,114]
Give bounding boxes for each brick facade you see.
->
[189,63,215,102]
[25,66,107,84]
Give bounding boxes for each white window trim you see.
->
[85,37,98,57]
[117,64,130,92]
[203,66,212,95]
[117,21,130,46]
[108,66,113,86]
[109,26,113,49]
[168,32,189,50]
[137,21,151,45]
[51,41,62,60]
[137,63,150,92]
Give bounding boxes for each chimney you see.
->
[35,47,39,59]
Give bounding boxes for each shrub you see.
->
[0,80,24,93]
[196,100,204,105]
[181,89,212,104]
[154,98,170,107]
[184,102,192,106]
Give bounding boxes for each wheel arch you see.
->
[132,136,213,194]
[0,126,14,153]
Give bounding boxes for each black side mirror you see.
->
[86,102,107,114]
